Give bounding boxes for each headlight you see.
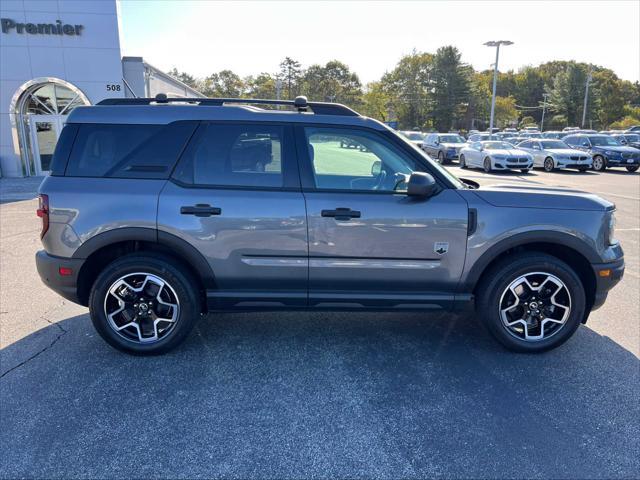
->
[608,212,617,245]
[604,150,618,156]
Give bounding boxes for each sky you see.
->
[119,0,640,84]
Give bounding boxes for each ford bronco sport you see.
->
[36,95,625,354]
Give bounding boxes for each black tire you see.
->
[476,252,586,353]
[459,154,467,169]
[483,157,492,173]
[89,253,202,355]
[438,151,446,164]
[543,157,555,172]
[626,166,639,172]
[592,155,606,171]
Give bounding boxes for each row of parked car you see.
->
[400,127,640,174]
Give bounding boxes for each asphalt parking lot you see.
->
[1,169,639,479]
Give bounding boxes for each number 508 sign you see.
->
[106,84,121,92]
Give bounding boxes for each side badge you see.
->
[434,242,449,255]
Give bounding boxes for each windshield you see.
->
[589,136,621,146]
[483,141,512,150]
[394,132,466,189]
[403,132,424,141]
[623,134,640,142]
[439,135,464,143]
[540,140,569,149]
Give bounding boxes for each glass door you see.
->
[29,115,64,175]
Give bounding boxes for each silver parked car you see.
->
[36,95,624,354]
[518,139,592,172]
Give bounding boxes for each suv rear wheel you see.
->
[476,253,586,352]
[89,253,201,355]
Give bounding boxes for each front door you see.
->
[297,126,469,310]
[158,122,308,309]
[29,114,65,175]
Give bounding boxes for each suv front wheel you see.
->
[477,253,586,352]
[89,253,201,355]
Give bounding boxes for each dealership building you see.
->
[0,0,203,178]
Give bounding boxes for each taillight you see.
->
[37,194,49,239]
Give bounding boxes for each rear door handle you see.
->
[180,204,222,217]
[321,208,361,221]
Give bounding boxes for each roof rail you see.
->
[96,94,360,116]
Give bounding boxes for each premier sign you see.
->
[1,18,84,36]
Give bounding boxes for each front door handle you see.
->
[180,204,222,217]
[321,208,361,221]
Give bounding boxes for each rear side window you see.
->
[65,122,197,178]
[50,124,78,176]
[172,123,284,188]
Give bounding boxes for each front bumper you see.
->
[590,257,625,311]
[36,250,85,305]
[605,156,640,166]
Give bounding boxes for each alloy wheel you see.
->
[499,272,571,341]
[104,272,180,343]
[544,158,555,172]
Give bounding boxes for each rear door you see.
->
[296,125,468,310]
[158,122,308,309]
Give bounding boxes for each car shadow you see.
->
[1,311,638,478]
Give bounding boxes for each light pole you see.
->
[540,93,549,131]
[484,40,513,138]
[582,67,593,128]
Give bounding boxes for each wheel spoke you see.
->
[104,272,180,344]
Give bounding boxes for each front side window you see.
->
[173,123,284,187]
[589,136,620,147]
[304,127,421,192]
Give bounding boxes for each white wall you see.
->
[0,0,124,177]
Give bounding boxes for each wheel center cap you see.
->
[138,303,149,314]
[529,301,539,310]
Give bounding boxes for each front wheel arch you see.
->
[466,239,597,315]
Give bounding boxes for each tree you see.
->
[361,81,392,122]
[245,73,277,99]
[167,68,199,90]
[593,70,626,128]
[494,96,518,128]
[548,63,589,126]
[299,60,363,105]
[431,46,470,131]
[201,70,245,98]
[278,57,302,99]
[513,67,546,122]
[381,51,433,129]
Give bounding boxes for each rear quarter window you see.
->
[65,122,197,178]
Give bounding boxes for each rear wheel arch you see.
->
[466,235,598,313]
[75,228,215,309]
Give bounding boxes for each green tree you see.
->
[361,81,392,122]
[494,96,518,127]
[513,67,546,122]
[548,63,589,126]
[299,60,363,105]
[381,51,433,129]
[278,57,302,99]
[167,68,199,90]
[245,73,277,99]
[431,46,471,131]
[201,70,245,98]
[592,70,626,128]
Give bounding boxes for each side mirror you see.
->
[407,172,437,197]
[434,140,439,146]
[371,160,382,176]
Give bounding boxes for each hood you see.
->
[591,145,637,153]
[487,149,529,156]
[441,143,464,149]
[546,148,587,156]
[473,184,613,211]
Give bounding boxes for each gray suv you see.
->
[36,95,624,355]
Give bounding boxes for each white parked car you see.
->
[459,141,534,173]
[400,131,425,148]
[517,139,593,172]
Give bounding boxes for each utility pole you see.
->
[484,40,513,138]
[540,93,549,131]
[582,67,593,128]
